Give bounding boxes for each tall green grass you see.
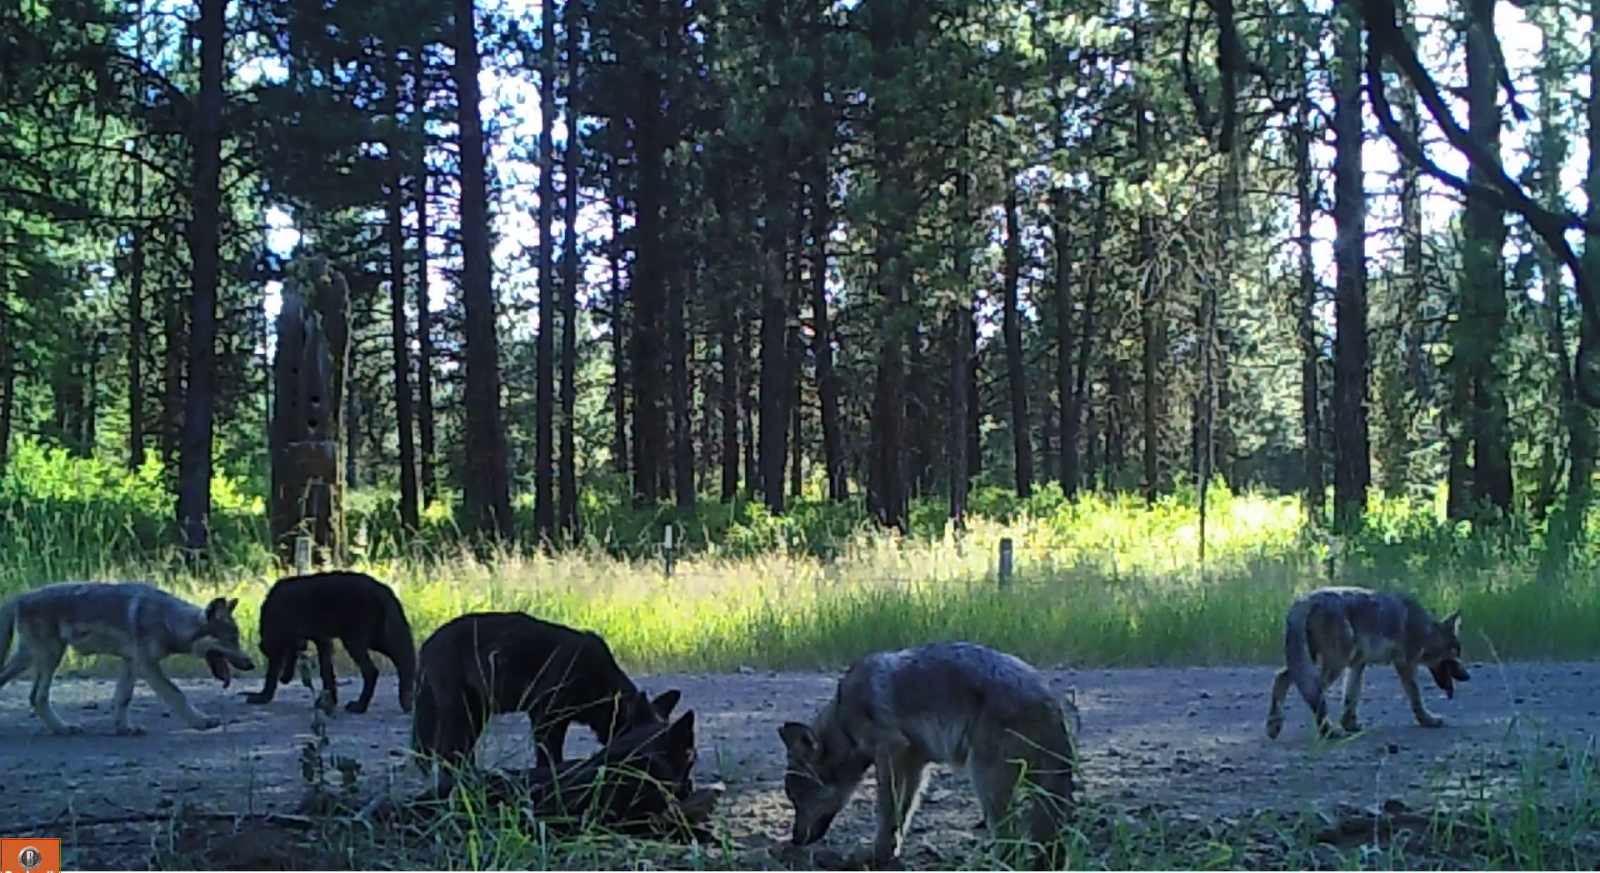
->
[4,438,1600,675]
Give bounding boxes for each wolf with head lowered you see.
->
[242,571,417,714]
[411,611,681,784]
[778,641,1080,869]
[0,582,255,735]
[1266,585,1470,739]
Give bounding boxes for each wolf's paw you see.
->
[1416,713,1445,728]
[1265,715,1284,739]
[48,722,84,736]
[344,700,370,714]
[114,722,147,737]
[1340,715,1363,734]
[192,715,223,731]
[242,691,274,705]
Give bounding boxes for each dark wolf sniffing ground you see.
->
[779,641,1080,869]
[242,571,417,715]
[410,611,681,775]
[1267,586,1471,740]
[0,582,255,735]
[372,708,715,843]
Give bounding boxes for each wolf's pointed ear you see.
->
[225,597,240,613]
[204,597,227,619]
[1441,610,1462,636]
[668,709,696,746]
[652,689,682,719]
[779,721,818,759]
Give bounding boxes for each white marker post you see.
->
[997,537,1014,589]
[663,524,676,578]
[294,534,312,575]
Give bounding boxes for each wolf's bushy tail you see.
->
[381,589,419,712]
[1283,597,1323,711]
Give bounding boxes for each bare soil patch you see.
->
[2,660,1595,869]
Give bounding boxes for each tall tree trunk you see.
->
[1134,19,1162,505]
[949,164,973,528]
[559,2,581,541]
[1294,60,1325,524]
[610,200,629,479]
[175,0,227,554]
[1573,0,1600,520]
[1331,2,1370,531]
[128,221,147,469]
[630,10,668,507]
[809,52,845,503]
[386,62,419,530]
[668,218,696,516]
[1002,174,1033,498]
[413,48,438,511]
[1461,0,1512,517]
[455,0,513,539]
[1068,181,1108,500]
[534,0,558,541]
[1053,188,1077,497]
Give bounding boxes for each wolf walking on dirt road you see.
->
[241,571,417,714]
[1266,586,1470,740]
[0,582,255,735]
[778,641,1080,869]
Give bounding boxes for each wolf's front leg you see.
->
[870,744,928,866]
[1338,663,1366,734]
[138,659,221,730]
[1395,663,1444,728]
[111,661,144,735]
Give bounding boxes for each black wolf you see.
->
[242,571,417,714]
[411,611,681,774]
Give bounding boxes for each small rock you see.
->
[1198,690,1211,700]
[736,666,755,675]
[1186,708,1198,718]
[1386,743,1400,755]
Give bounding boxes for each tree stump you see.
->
[270,256,350,568]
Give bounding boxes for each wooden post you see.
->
[997,537,1014,588]
[663,524,675,578]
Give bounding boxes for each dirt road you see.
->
[1,661,1594,867]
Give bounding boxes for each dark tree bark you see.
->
[1462,0,1512,517]
[949,163,973,528]
[414,141,437,509]
[534,0,557,541]
[128,221,147,469]
[629,7,668,507]
[808,29,845,503]
[175,0,227,554]
[1001,167,1033,499]
[1052,189,1076,497]
[1294,70,1325,523]
[455,0,513,539]
[1331,3,1370,531]
[609,200,628,479]
[559,1,581,541]
[386,60,419,531]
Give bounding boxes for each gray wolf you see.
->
[241,570,417,714]
[411,611,682,773]
[0,582,256,735]
[1266,585,1470,739]
[778,641,1079,868]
